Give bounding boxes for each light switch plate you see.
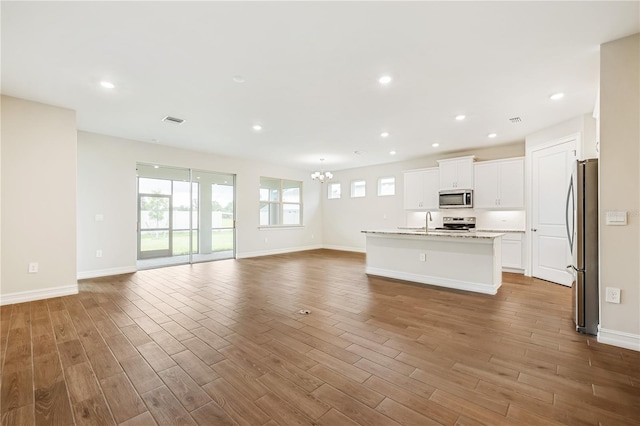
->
[605,211,627,226]
[605,287,621,304]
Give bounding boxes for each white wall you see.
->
[1,95,78,304]
[598,33,640,350]
[322,142,525,251]
[77,131,323,278]
[525,113,597,160]
[0,96,2,295]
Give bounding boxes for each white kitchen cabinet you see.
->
[474,157,524,209]
[502,233,524,271]
[438,156,475,190]
[403,168,439,210]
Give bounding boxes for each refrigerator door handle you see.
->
[565,176,575,254]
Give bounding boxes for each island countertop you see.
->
[362,228,503,294]
[361,229,504,239]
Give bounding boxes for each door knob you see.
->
[531,228,537,232]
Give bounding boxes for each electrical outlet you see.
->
[28,262,39,273]
[96,249,103,258]
[419,253,427,262]
[605,287,621,304]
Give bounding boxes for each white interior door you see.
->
[531,140,576,285]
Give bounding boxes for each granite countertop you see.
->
[476,229,525,233]
[361,229,504,239]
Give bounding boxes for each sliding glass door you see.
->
[194,170,236,262]
[171,180,199,257]
[136,164,235,269]
[138,193,171,259]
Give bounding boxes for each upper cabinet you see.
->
[474,157,524,209]
[437,156,475,190]
[404,168,439,211]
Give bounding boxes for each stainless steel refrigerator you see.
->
[566,159,599,335]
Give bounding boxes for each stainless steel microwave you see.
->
[439,189,473,209]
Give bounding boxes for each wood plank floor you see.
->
[1,249,639,425]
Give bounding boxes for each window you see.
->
[377,176,396,196]
[260,177,302,226]
[351,179,366,198]
[327,182,341,199]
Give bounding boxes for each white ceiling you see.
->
[2,1,639,171]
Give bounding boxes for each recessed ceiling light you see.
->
[380,132,389,138]
[432,143,440,148]
[232,75,246,83]
[153,165,159,169]
[389,150,396,155]
[100,81,115,89]
[488,133,497,138]
[252,124,262,131]
[455,115,466,121]
[378,75,392,85]
[550,92,565,100]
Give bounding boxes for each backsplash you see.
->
[406,210,526,231]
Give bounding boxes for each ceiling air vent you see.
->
[162,116,186,125]
[509,117,522,123]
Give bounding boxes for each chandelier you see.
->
[311,159,333,183]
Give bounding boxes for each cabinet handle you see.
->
[531,228,537,232]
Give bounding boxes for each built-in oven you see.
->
[439,189,473,209]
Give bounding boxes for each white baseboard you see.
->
[0,284,78,306]
[77,266,137,280]
[322,245,366,253]
[598,327,640,352]
[236,244,323,259]
[365,266,500,295]
[502,267,524,274]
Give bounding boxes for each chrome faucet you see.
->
[425,211,433,232]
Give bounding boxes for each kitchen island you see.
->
[361,229,504,295]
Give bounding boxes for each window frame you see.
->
[377,176,396,197]
[350,179,366,198]
[327,182,341,199]
[259,177,303,227]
